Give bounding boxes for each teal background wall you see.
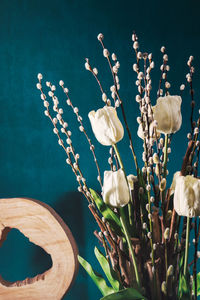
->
[0,0,199,299]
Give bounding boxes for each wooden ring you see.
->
[0,198,79,300]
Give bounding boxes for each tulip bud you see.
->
[174,175,200,217]
[152,95,182,134]
[88,106,124,146]
[102,169,130,207]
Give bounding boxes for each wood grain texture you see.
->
[0,197,79,300]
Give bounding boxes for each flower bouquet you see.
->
[36,33,200,300]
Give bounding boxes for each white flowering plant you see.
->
[37,33,200,300]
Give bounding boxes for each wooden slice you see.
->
[0,197,79,300]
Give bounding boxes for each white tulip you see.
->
[174,175,200,217]
[88,106,124,146]
[102,169,130,207]
[153,95,182,134]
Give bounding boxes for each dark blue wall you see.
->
[0,0,199,299]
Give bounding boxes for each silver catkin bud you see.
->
[161,281,167,295]
[167,265,174,277]
[164,227,170,240]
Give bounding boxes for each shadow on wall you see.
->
[33,191,88,300]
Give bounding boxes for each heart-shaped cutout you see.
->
[0,198,79,300]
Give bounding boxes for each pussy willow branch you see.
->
[190,107,200,300]
[147,173,155,268]
[85,58,105,95]
[48,84,79,163]
[88,204,116,249]
[188,61,195,135]
[92,213,125,285]
[133,40,156,270]
[194,146,200,177]
[132,36,150,168]
[132,41,160,256]
[61,83,103,187]
[37,80,92,203]
[162,134,169,201]
[143,54,159,202]
[119,207,141,288]
[46,83,93,199]
[158,49,169,97]
[98,37,139,174]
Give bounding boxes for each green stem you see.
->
[162,134,168,218]
[163,134,168,179]
[193,218,198,300]
[119,207,141,288]
[113,144,125,172]
[165,240,168,275]
[113,144,133,226]
[183,217,190,276]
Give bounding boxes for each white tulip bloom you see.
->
[102,169,130,207]
[153,95,182,134]
[174,175,200,217]
[88,106,124,146]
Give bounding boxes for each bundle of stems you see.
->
[36,33,200,300]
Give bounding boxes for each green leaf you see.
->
[90,189,123,236]
[178,252,185,271]
[100,287,146,300]
[192,272,200,296]
[94,247,121,292]
[178,272,192,300]
[78,255,115,297]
